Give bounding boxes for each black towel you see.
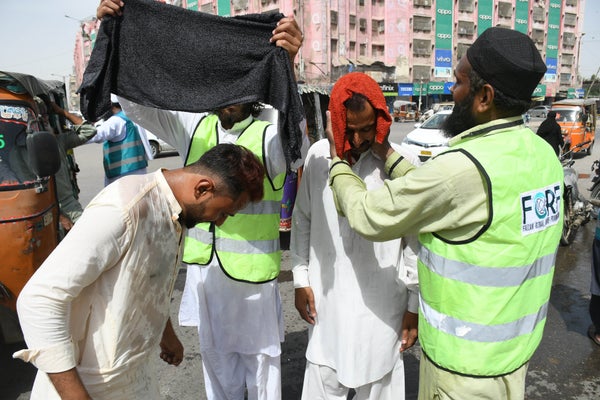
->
[79,0,303,165]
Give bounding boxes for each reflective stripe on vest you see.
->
[103,111,148,178]
[183,114,286,283]
[418,123,563,377]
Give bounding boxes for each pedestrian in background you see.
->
[536,110,564,156]
[326,27,562,400]
[589,208,600,346]
[86,94,152,186]
[48,102,97,235]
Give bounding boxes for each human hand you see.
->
[294,287,316,325]
[325,111,337,159]
[97,0,124,19]
[399,311,418,352]
[271,15,303,65]
[371,135,394,161]
[59,214,74,232]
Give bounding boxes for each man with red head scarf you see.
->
[291,72,420,399]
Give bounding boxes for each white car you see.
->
[145,131,177,157]
[401,110,452,162]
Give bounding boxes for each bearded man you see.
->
[325,27,563,400]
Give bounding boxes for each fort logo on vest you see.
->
[520,183,561,235]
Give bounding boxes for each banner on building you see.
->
[477,0,493,36]
[545,58,557,83]
[532,84,547,98]
[398,83,414,97]
[514,0,529,34]
[379,83,398,97]
[434,49,452,79]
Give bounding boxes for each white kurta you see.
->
[118,99,309,357]
[291,139,420,388]
[14,171,184,399]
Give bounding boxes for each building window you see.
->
[372,19,384,34]
[563,32,576,47]
[413,39,431,57]
[413,65,430,81]
[498,2,512,18]
[456,43,470,60]
[560,73,571,84]
[349,14,356,26]
[372,45,384,57]
[330,10,338,26]
[413,0,432,7]
[561,54,574,66]
[566,0,577,7]
[564,13,577,27]
[359,18,367,32]
[232,0,247,11]
[200,3,212,13]
[358,0,364,6]
[457,21,474,36]
[360,43,366,56]
[532,29,545,44]
[331,39,338,57]
[350,41,356,56]
[413,16,431,32]
[458,0,474,13]
[532,7,545,23]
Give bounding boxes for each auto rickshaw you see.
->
[552,98,597,156]
[393,100,418,122]
[0,71,61,344]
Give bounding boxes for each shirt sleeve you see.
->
[60,123,97,150]
[86,116,126,144]
[13,203,131,373]
[328,150,489,241]
[399,235,420,314]
[118,97,203,160]
[290,148,313,289]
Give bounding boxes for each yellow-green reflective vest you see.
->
[183,114,286,283]
[418,123,563,376]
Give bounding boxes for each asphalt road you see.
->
[2,118,600,399]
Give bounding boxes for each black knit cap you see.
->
[466,27,547,101]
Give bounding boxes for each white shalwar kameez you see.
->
[291,139,420,400]
[118,99,308,400]
[14,171,184,399]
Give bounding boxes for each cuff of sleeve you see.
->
[385,152,415,177]
[407,292,420,314]
[328,157,351,186]
[13,339,77,373]
[292,265,310,288]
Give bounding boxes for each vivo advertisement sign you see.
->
[545,58,557,82]
[398,83,414,97]
[435,49,452,78]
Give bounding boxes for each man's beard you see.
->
[442,93,480,138]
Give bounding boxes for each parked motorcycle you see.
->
[561,141,594,246]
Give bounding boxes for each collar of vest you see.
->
[449,116,524,147]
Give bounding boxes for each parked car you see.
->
[145,131,176,157]
[401,110,452,162]
[527,105,551,118]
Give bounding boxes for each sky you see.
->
[2,0,599,81]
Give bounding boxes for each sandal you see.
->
[587,324,600,346]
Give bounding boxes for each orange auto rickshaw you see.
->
[0,71,61,344]
[551,99,597,156]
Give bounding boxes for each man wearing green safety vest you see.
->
[326,27,562,399]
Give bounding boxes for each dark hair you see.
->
[468,68,532,116]
[249,102,265,118]
[343,93,370,113]
[187,144,265,202]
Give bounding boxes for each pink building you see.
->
[71,0,587,108]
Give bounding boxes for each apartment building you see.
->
[70,0,586,110]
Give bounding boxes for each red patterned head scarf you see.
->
[328,72,391,161]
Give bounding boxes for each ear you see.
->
[194,178,216,200]
[473,84,495,114]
